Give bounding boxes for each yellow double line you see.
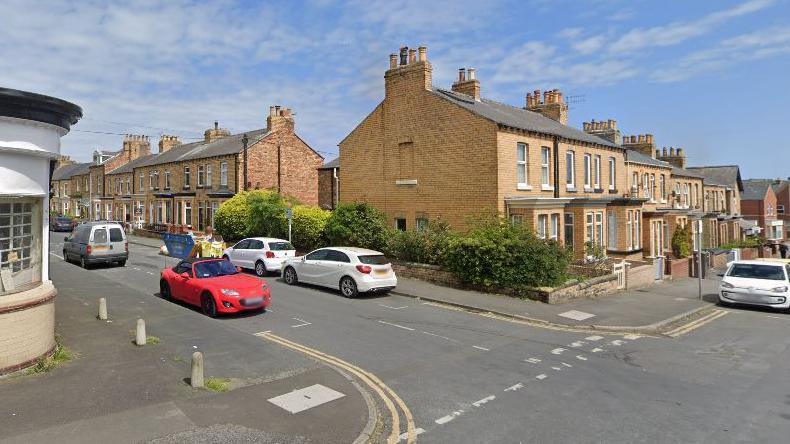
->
[665,309,728,337]
[258,332,417,444]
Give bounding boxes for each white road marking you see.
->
[766,315,785,320]
[377,320,415,331]
[610,339,625,346]
[623,334,642,340]
[504,383,524,392]
[524,357,542,364]
[472,395,495,407]
[133,267,141,271]
[558,310,596,321]
[674,297,686,301]
[253,331,272,336]
[49,252,64,260]
[422,331,461,344]
[561,362,573,368]
[291,318,312,328]
[551,366,562,371]
[535,374,547,380]
[576,355,588,361]
[146,271,155,275]
[267,384,345,414]
[435,410,464,425]
[472,346,490,351]
[585,335,604,341]
[591,348,604,353]
[379,304,408,310]
[398,428,425,441]
[551,348,566,355]
[569,341,584,348]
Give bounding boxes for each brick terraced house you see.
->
[340,46,645,260]
[50,106,322,231]
[741,179,785,241]
[340,46,746,263]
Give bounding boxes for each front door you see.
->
[650,220,664,258]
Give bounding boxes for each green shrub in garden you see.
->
[291,205,331,252]
[386,219,455,265]
[325,202,389,250]
[443,219,570,288]
[214,191,254,241]
[247,190,289,239]
[671,225,691,258]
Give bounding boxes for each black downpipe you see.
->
[242,134,249,192]
[553,137,560,198]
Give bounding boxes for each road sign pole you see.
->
[697,220,703,301]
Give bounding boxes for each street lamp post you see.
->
[242,134,249,192]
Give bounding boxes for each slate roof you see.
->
[137,128,271,168]
[624,149,671,168]
[106,154,156,175]
[741,180,772,200]
[686,165,743,191]
[670,166,705,179]
[319,157,339,169]
[52,162,91,180]
[431,88,621,149]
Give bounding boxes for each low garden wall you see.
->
[391,262,462,288]
[665,257,690,279]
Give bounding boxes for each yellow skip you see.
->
[258,332,417,443]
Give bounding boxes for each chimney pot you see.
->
[418,46,427,62]
[214,121,218,130]
[389,53,398,69]
[670,147,675,156]
[399,46,408,65]
[269,106,275,117]
[609,119,616,129]
[468,67,476,80]
[408,48,416,64]
[662,147,667,156]
[631,135,637,143]
[534,90,541,103]
[676,148,684,156]
[656,149,661,158]
[638,134,645,143]
[457,68,466,83]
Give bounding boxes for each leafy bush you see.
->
[247,190,289,239]
[291,205,331,252]
[443,219,570,288]
[386,219,455,265]
[214,191,254,241]
[325,203,389,250]
[671,225,691,258]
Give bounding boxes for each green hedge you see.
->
[291,205,331,252]
[325,203,389,251]
[214,190,292,241]
[443,220,570,288]
[385,219,455,265]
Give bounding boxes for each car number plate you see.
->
[245,297,264,306]
[93,245,109,251]
[374,269,389,276]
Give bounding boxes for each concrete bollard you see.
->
[135,319,146,346]
[191,352,204,388]
[98,298,107,320]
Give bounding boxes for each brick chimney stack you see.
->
[122,134,151,161]
[385,45,432,98]
[56,154,75,168]
[266,105,295,133]
[204,122,231,142]
[451,67,481,101]
[657,146,686,168]
[525,88,568,125]
[582,118,621,144]
[622,133,656,158]
[158,135,181,153]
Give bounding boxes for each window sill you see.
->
[566,185,576,191]
[584,187,593,192]
[516,184,532,191]
[541,185,554,191]
[608,189,618,194]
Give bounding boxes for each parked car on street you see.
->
[50,216,75,232]
[63,221,128,268]
[281,247,397,298]
[719,259,790,311]
[159,257,271,317]
[222,237,295,277]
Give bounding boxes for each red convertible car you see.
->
[159,258,270,317]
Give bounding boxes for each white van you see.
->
[63,221,128,268]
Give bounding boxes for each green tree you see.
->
[671,225,691,259]
[291,205,331,252]
[325,202,389,250]
[247,190,289,239]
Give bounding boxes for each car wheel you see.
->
[255,260,267,277]
[160,280,171,300]
[283,267,298,285]
[340,276,358,298]
[118,260,127,267]
[80,256,88,269]
[201,293,217,318]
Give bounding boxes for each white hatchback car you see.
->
[222,237,296,276]
[281,247,397,297]
[719,259,790,311]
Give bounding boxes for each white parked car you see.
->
[222,237,295,276]
[281,247,397,298]
[719,259,790,311]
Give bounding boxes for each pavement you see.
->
[0,234,372,444]
[10,232,790,443]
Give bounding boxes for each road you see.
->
[49,232,790,443]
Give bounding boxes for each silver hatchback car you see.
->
[63,221,128,268]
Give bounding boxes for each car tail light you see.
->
[356,265,372,274]
[125,242,128,253]
[86,245,91,255]
[265,251,275,258]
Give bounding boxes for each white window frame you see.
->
[649,174,656,202]
[510,214,523,225]
[540,146,551,190]
[565,150,575,189]
[584,154,592,190]
[594,155,601,189]
[595,211,604,247]
[139,173,144,191]
[206,165,212,187]
[659,174,666,202]
[608,157,615,190]
[779,205,785,215]
[220,162,228,187]
[197,165,205,187]
[164,170,171,189]
[626,210,633,250]
[516,143,529,190]
[537,214,548,239]
[550,214,559,240]
[184,166,191,188]
[586,212,594,243]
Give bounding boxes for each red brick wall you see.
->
[667,257,690,278]
[318,168,337,210]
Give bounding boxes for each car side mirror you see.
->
[236,266,242,272]
[301,257,306,262]
[716,272,725,277]
[180,272,190,280]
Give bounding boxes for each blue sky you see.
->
[2,0,788,179]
